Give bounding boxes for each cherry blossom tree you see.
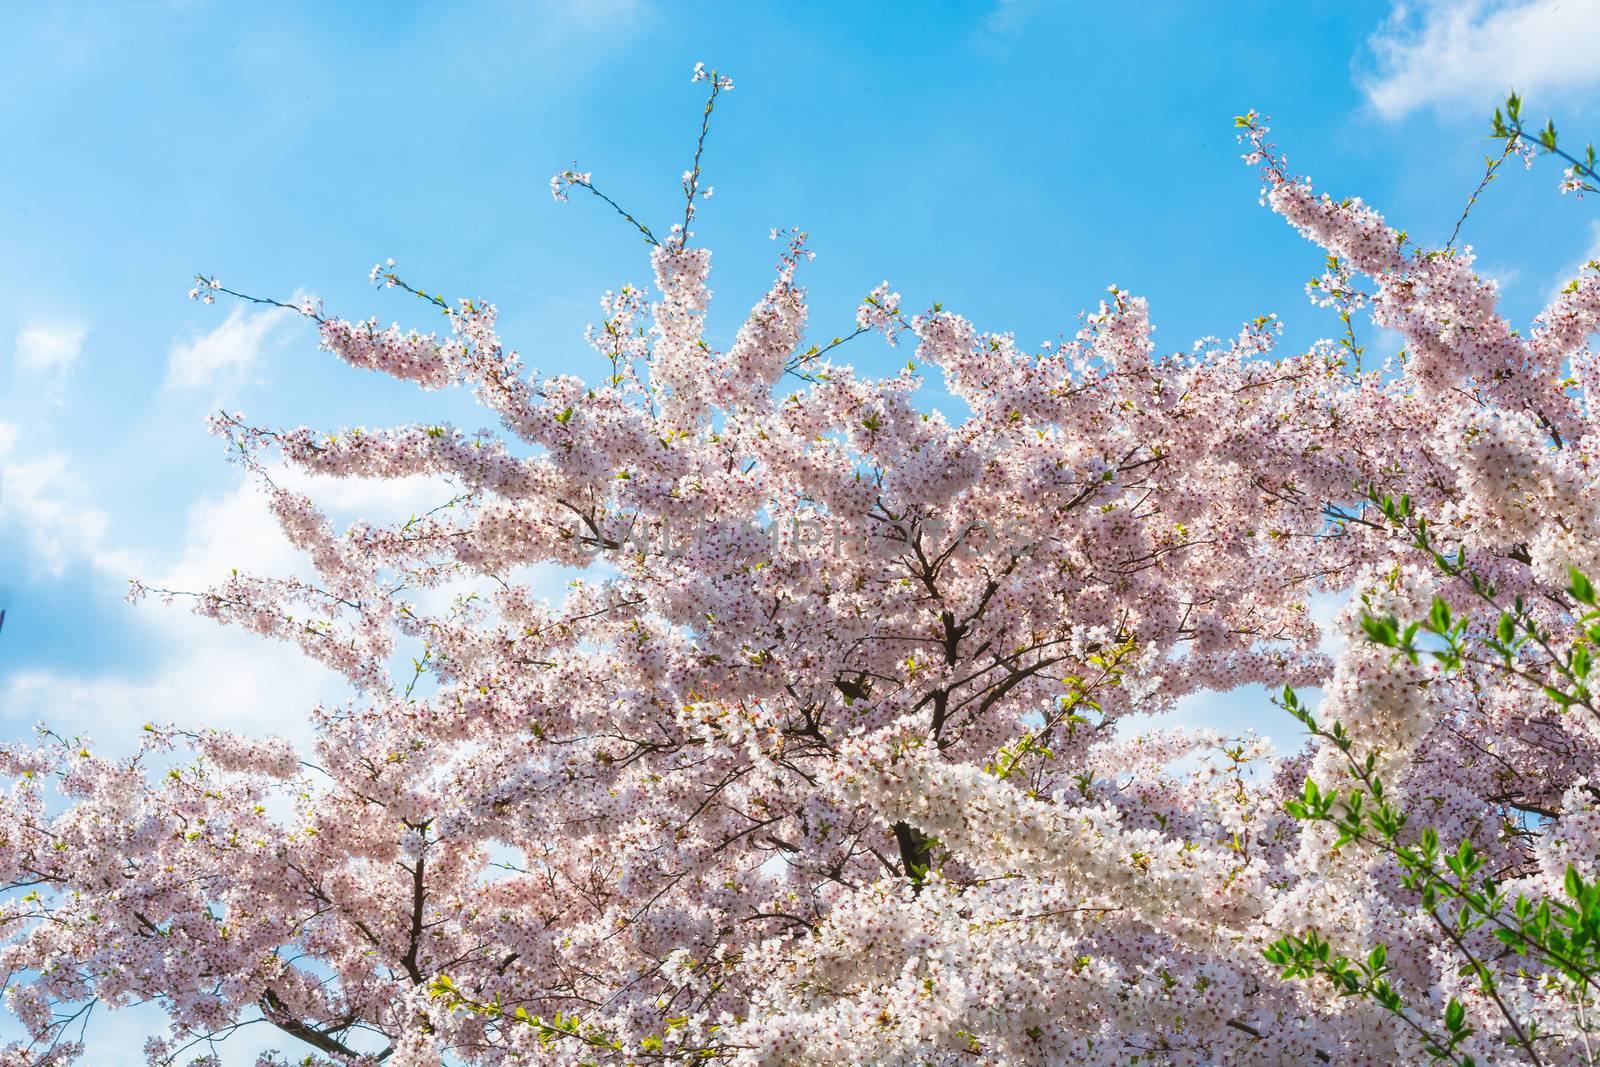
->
[4,69,1600,1065]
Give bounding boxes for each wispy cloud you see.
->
[1361,1,1600,120]
[0,475,326,749]
[15,322,86,374]
[0,462,482,751]
[166,302,300,394]
[13,322,87,404]
[0,422,133,577]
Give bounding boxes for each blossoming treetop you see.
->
[4,72,1600,1065]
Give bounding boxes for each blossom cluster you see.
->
[4,87,1600,1066]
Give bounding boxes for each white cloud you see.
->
[166,303,299,393]
[1362,1,1600,120]
[136,462,468,593]
[0,427,464,587]
[279,465,462,526]
[3,476,334,751]
[0,464,481,752]
[15,321,85,374]
[13,322,87,404]
[2,631,335,753]
[149,470,310,589]
[0,445,325,750]
[0,423,134,577]
[0,436,577,756]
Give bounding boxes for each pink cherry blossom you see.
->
[5,77,1600,1067]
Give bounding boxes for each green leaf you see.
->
[1543,685,1578,708]
[1360,614,1400,647]
[1570,568,1596,606]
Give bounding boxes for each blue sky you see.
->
[2,0,1600,1057]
